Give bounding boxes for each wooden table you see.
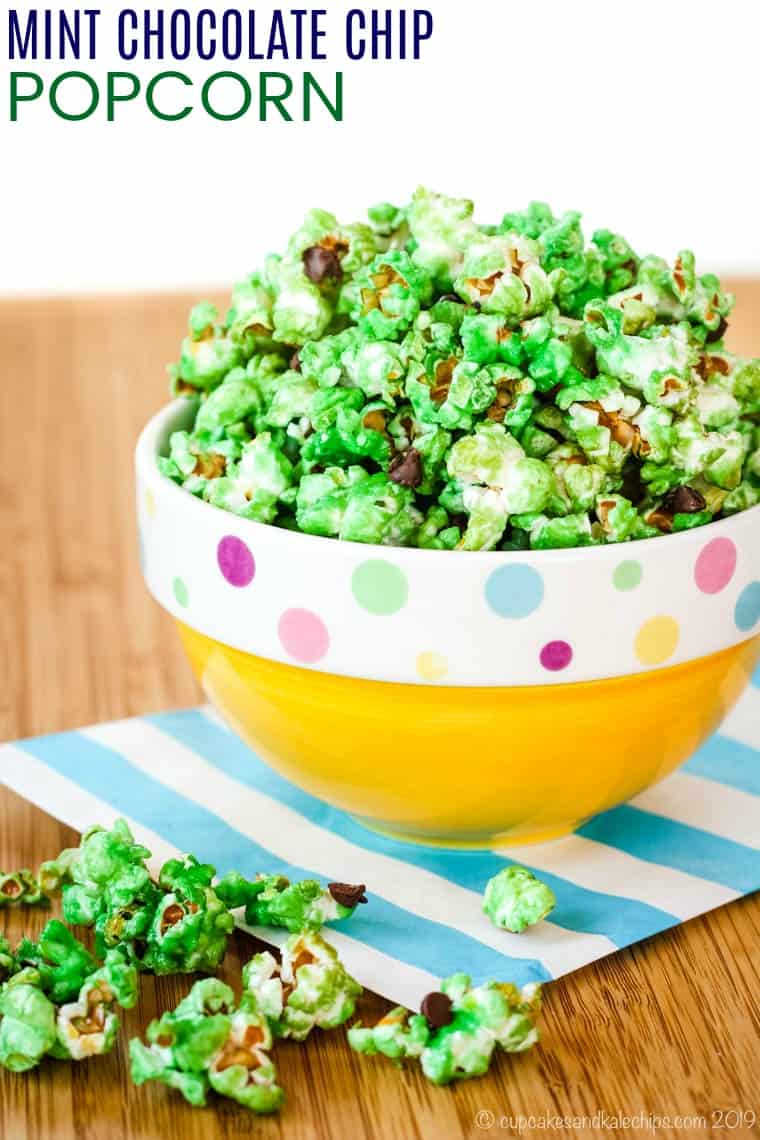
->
[1,286,759,1140]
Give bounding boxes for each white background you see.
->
[1,0,759,295]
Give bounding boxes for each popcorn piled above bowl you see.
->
[158,188,759,551]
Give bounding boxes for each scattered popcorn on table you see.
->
[0,950,138,1071]
[349,973,542,1085]
[242,931,362,1041]
[158,189,760,549]
[14,919,97,1003]
[222,873,367,933]
[482,866,557,933]
[129,976,283,1113]
[0,868,45,907]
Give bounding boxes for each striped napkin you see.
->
[1,668,758,1009]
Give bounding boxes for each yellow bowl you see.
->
[137,400,760,847]
[177,622,759,847]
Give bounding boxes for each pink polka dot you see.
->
[694,537,737,595]
[540,640,573,672]
[217,535,255,587]
[278,608,330,664]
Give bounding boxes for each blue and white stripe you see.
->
[1,668,758,1008]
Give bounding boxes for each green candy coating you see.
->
[482,866,557,933]
[156,190,759,550]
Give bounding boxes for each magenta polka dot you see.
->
[278,608,330,664]
[217,535,255,587]
[694,537,737,595]
[540,640,573,672]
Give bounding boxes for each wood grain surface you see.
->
[1,285,759,1140]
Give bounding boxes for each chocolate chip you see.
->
[705,317,728,344]
[303,245,343,285]
[328,882,367,908]
[388,448,423,488]
[420,991,453,1029]
[289,351,301,372]
[661,485,706,515]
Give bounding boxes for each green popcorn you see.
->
[55,949,138,1061]
[596,494,640,542]
[552,455,610,513]
[500,201,555,241]
[448,424,553,549]
[417,506,462,550]
[145,855,234,975]
[245,876,366,933]
[0,938,13,985]
[214,870,270,911]
[354,251,433,340]
[348,1006,430,1062]
[591,228,639,294]
[131,977,282,1112]
[584,302,694,394]
[350,975,541,1086]
[62,819,153,928]
[530,513,594,549]
[367,200,407,243]
[339,473,422,546]
[460,313,525,367]
[308,386,365,432]
[296,465,370,537]
[287,208,378,277]
[194,370,263,434]
[454,236,553,321]
[14,920,97,1004]
[263,370,318,428]
[171,303,243,394]
[0,974,57,1072]
[205,432,294,521]
[242,931,362,1041]
[723,480,760,515]
[270,257,333,346]
[161,189,760,551]
[407,186,478,289]
[38,847,78,896]
[299,328,359,388]
[206,1010,283,1114]
[226,272,276,349]
[0,868,44,907]
[483,866,556,933]
[343,337,408,402]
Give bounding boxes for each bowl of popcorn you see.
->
[136,189,760,847]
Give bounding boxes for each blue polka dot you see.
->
[485,564,544,619]
[735,582,760,633]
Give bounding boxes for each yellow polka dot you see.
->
[145,487,156,517]
[635,616,680,666]
[416,651,448,681]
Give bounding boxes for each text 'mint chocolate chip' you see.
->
[328,882,368,908]
[302,245,343,285]
[420,991,454,1029]
[388,447,423,488]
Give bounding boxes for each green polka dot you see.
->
[173,576,189,607]
[613,560,642,592]
[352,560,408,616]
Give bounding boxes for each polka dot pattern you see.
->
[540,641,573,672]
[139,459,759,686]
[635,616,680,666]
[695,537,737,595]
[416,652,448,681]
[735,582,760,633]
[172,576,189,608]
[278,608,330,664]
[485,564,544,619]
[217,535,255,588]
[352,560,408,616]
[613,560,642,592]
